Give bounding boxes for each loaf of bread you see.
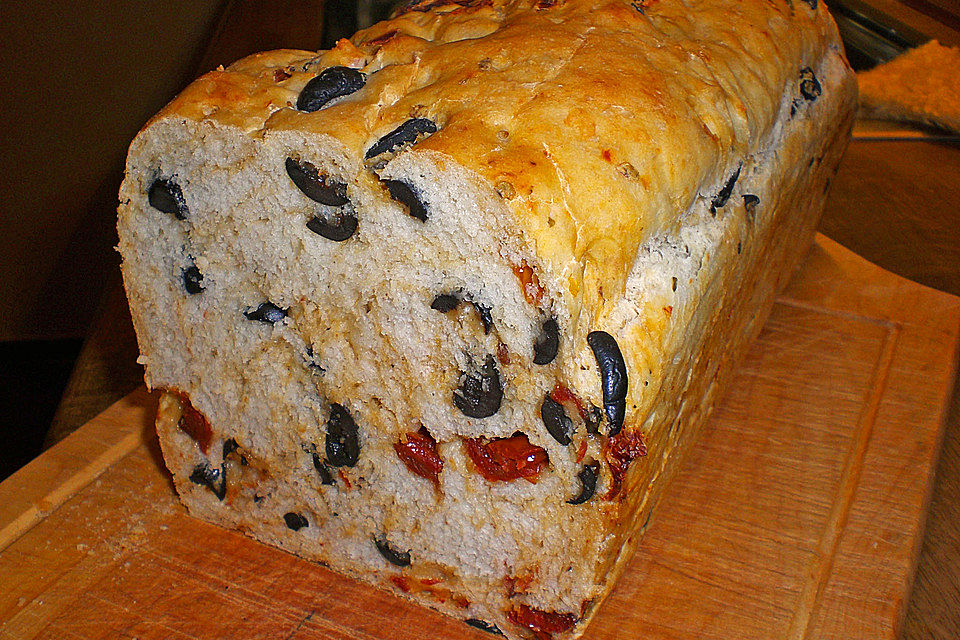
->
[117,1,856,637]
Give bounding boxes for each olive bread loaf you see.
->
[118,0,856,638]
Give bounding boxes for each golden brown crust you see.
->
[146,0,851,438]
[154,0,840,310]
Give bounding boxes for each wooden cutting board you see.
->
[2,235,958,640]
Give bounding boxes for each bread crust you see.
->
[118,1,856,638]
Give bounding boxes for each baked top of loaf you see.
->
[144,0,844,439]
[159,0,834,312]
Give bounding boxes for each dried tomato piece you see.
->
[507,604,577,639]
[464,434,548,483]
[604,430,647,499]
[395,427,443,484]
[175,391,213,454]
[512,260,544,307]
[549,383,589,422]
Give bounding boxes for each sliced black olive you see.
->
[472,302,494,334]
[454,354,503,419]
[244,302,287,324]
[465,619,504,635]
[182,263,204,294]
[585,405,603,435]
[374,536,412,567]
[223,438,247,464]
[284,512,309,531]
[800,67,822,101]
[312,452,336,485]
[533,317,559,365]
[567,462,600,505]
[306,210,358,241]
[431,293,460,312]
[742,194,760,210]
[223,438,239,458]
[325,403,360,467]
[296,66,366,112]
[148,177,189,219]
[382,179,429,221]
[587,331,628,435]
[540,395,573,446]
[304,346,326,373]
[365,118,438,160]
[189,463,226,500]
[285,157,349,206]
[710,165,741,214]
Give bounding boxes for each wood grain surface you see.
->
[3,236,958,640]
[821,136,960,640]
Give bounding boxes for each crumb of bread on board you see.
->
[857,40,960,133]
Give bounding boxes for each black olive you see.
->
[374,536,412,566]
[472,302,494,334]
[587,331,628,435]
[540,395,573,445]
[306,210,358,241]
[585,405,603,435]
[465,619,504,635]
[182,263,204,294]
[800,67,822,101]
[567,462,600,505]
[312,452,336,485]
[454,354,503,419]
[431,293,460,312]
[148,177,189,219]
[244,302,287,324]
[710,164,741,214]
[189,463,226,500]
[382,179,429,221]
[223,438,239,458]
[296,66,366,112]
[285,157,349,206]
[742,194,760,210]
[533,317,559,365]
[304,346,326,373]
[325,403,360,467]
[284,512,309,531]
[365,118,438,160]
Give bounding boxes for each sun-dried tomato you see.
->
[395,427,443,484]
[497,342,512,366]
[507,604,577,639]
[174,391,213,454]
[576,438,588,464]
[512,260,544,307]
[549,383,589,421]
[604,430,647,499]
[389,575,411,592]
[463,434,548,483]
